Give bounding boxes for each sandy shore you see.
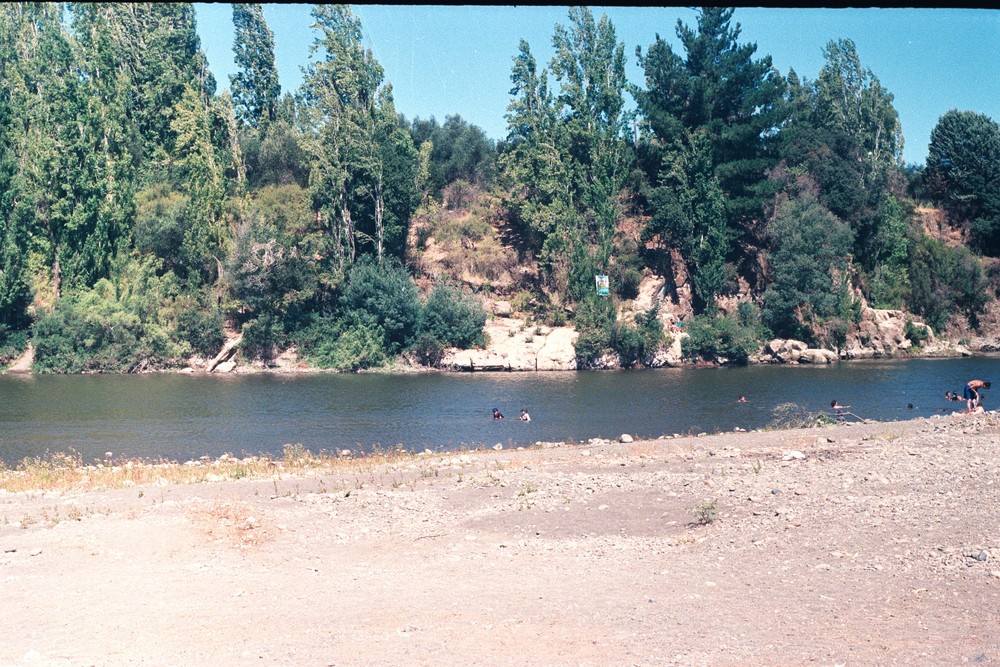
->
[2,412,999,666]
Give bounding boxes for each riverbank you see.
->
[3,413,998,665]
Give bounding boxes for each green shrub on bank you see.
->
[33,284,178,373]
[416,282,487,350]
[340,256,420,353]
[573,298,666,368]
[306,319,390,371]
[682,309,764,365]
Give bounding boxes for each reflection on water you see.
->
[1,356,998,465]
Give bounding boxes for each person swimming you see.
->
[492,408,504,420]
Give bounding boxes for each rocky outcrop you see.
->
[443,317,578,371]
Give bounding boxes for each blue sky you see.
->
[193,4,1000,166]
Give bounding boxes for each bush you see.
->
[907,235,988,331]
[240,313,285,362]
[0,326,28,366]
[572,297,617,365]
[172,294,225,358]
[904,319,930,347]
[307,321,390,371]
[33,284,178,373]
[681,313,762,365]
[611,306,665,368]
[415,282,487,351]
[340,256,420,353]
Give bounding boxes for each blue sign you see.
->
[595,275,609,297]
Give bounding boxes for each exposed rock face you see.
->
[5,343,33,374]
[443,317,579,371]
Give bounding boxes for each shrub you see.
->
[0,326,28,366]
[307,321,390,371]
[33,285,177,373]
[904,319,930,347]
[415,282,487,351]
[340,256,420,353]
[611,306,665,368]
[907,235,988,331]
[171,295,225,358]
[240,314,284,362]
[682,313,762,365]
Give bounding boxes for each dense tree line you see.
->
[0,4,994,372]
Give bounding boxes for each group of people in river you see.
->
[492,407,531,422]
[945,379,991,414]
[730,378,992,420]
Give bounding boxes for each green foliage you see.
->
[306,319,390,372]
[339,256,420,353]
[611,306,665,368]
[230,4,280,128]
[172,293,225,358]
[762,195,854,342]
[646,130,728,311]
[405,115,498,197]
[681,312,762,365]
[634,7,786,275]
[925,109,1000,254]
[500,8,632,304]
[0,327,27,366]
[688,499,718,526]
[572,296,618,365]
[573,298,664,368]
[239,313,283,362]
[904,319,929,348]
[416,283,487,351]
[32,280,179,374]
[907,235,988,331]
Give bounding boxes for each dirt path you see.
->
[2,413,999,666]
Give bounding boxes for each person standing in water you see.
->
[964,380,991,413]
[519,409,531,422]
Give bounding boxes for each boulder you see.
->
[797,348,838,364]
[493,300,513,317]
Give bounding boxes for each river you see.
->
[1,356,997,466]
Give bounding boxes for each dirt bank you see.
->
[2,413,999,666]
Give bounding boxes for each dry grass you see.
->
[0,444,452,494]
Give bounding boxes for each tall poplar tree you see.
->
[501,7,631,302]
[302,4,416,266]
[230,3,280,129]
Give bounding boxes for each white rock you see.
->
[620,434,634,443]
[782,450,806,461]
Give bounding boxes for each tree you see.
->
[634,7,786,279]
[230,3,280,129]
[500,8,632,301]
[339,255,420,353]
[778,38,904,281]
[645,130,727,311]
[925,109,1000,254]
[302,4,416,265]
[405,114,498,198]
[762,194,854,341]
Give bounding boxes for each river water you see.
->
[1,356,997,466]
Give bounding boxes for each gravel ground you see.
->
[2,412,999,666]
